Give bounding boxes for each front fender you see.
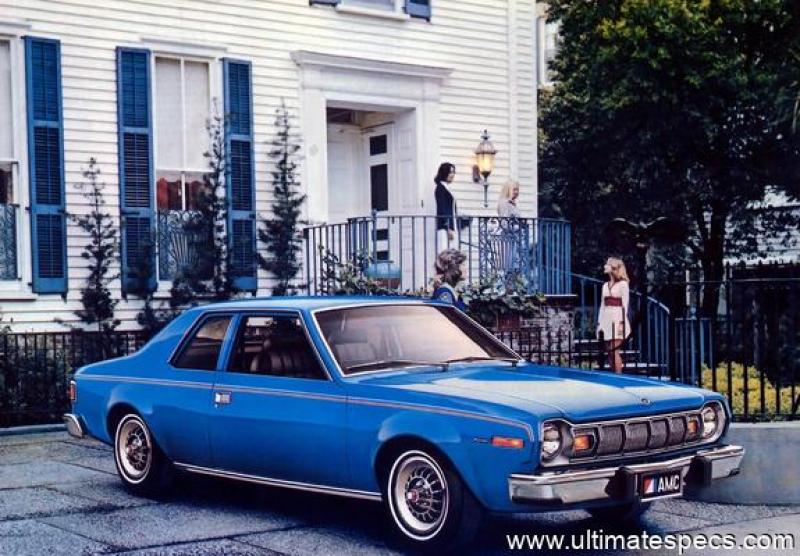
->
[348,404,537,511]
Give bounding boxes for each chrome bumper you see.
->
[509,444,745,505]
[63,414,85,439]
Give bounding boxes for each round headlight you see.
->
[701,406,718,439]
[541,422,562,460]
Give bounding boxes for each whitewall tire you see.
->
[113,413,174,496]
[385,449,482,551]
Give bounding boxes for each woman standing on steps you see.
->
[597,257,631,373]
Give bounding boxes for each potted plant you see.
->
[461,274,545,331]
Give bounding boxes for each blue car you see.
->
[64,297,744,550]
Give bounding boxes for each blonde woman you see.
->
[497,180,521,218]
[596,257,631,373]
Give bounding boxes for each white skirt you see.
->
[597,305,631,341]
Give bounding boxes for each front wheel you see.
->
[113,413,174,497]
[385,449,483,552]
[587,501,651,523]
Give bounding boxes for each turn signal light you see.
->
[491,436,525,449]
[573,434,594,452]
[687,417,699,438]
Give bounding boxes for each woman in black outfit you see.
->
[434,162,463,247]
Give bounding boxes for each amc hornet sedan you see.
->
[64,297,744,550]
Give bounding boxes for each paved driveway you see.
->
[1,432,798,555]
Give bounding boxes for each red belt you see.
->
[604,296,622,307]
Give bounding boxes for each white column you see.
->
[297,74,329,224]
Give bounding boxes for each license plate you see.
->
[639,470,683,500]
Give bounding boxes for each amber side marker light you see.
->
[573,433,594,453]
[491,436,525,449]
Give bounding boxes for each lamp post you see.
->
[473,129,497,208]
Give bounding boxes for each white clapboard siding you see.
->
[0,0,538,331]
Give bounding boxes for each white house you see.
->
[0,0,552,331]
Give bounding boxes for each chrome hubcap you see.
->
[117,418,151,481]
[392,454,448,537]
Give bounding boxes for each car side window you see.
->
[228,315,326,380]
[173,316,231,371]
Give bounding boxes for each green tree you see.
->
[540,0,800,316]
[258,101,306,296]
[70,158,120,334]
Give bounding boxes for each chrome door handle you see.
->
[214,391,232,405]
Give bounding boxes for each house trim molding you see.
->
[292,51,452,224]
[291,51,452,82]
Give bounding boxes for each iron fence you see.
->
[0,330,146,427]
[656,268,800,421]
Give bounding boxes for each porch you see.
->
[301,214,572,296]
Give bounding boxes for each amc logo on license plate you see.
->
[640,470,683,500]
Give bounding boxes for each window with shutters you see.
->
[311,0,430,20]
[153,56,212,281]
[0,39,19,281]
[154,57,210,212]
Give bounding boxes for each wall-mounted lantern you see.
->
[472,129,497,208]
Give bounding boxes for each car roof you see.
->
[191,295,436,314]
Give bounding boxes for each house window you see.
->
[0,39,18,281]
[537,18,561,85]
[154,57,210,212]
[346,0,396,10]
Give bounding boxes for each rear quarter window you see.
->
[172,315,232,371]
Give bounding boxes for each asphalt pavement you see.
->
[0,431,798,555]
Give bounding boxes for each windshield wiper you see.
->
[346,359,447,373]
[445,356,520,367]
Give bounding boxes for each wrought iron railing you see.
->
[0,204,17,280]
[569,271,671,377]
[302,214,571,295]
[157,210,213,281]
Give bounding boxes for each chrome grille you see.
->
[571,410,702,462]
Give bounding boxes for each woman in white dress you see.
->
[596,257,631,373]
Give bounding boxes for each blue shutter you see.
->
[25,37,67,294]
[223,59,257,291]
[406,0,431,19]
[117,47,156,294]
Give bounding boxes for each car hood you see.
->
[354,363,709,422]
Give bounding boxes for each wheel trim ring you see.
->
[388,451,450,541]
[115,416,153,484]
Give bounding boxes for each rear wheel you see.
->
[587,501,651,523]
[113,413,174,497]
[385,449,483,552]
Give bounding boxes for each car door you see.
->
[208,312,349,487]
[156,313,234,467]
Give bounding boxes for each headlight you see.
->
[541,422,562,460]
[701,402,725,440]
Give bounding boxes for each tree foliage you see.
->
[540,0,800,315]
[69,158,120,333]
[258,102,306,296]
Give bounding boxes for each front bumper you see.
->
[63,413,86,439]
[509,444,744,505]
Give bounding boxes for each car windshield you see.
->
[315,304,519,375]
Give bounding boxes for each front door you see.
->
[209,313,348,487]
[364,125,393,261]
